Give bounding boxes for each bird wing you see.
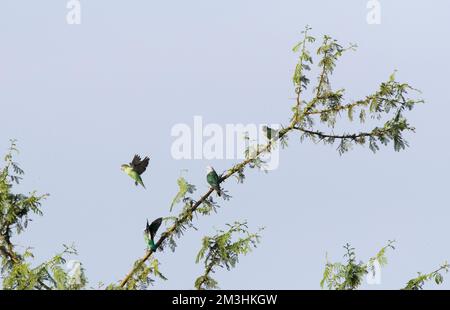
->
[149,217,163,240]
[130,155,150,175]
[207,170,220,187]
[145,220,151,234]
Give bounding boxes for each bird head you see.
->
[206,166,214,174]
[120,164,129,172]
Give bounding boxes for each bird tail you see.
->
[216,186,222,197]
[136,178,146,189]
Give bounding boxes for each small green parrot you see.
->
[206,166,222,196]
[144,218,163,251]
[262,125,280,141]
[121,155,150,189]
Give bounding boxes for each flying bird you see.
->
[144,218,163,251]
[121,155,150,189]
[206,166,222,197]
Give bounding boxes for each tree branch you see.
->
[293,126,387,141]
[117,31,421,289]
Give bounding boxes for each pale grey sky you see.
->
[1,0,449,289]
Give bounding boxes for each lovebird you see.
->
[206,166,222,197]
[121,155,150,189]
[144,218,163,251]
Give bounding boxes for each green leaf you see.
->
[170,176,196,212]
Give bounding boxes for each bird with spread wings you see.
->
[144,218,163,251]
[121,155,150,189]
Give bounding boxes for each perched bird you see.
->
[121,155,150,189]
[262,125,281,141]
[144,218,163,251]
[206,166,222,197]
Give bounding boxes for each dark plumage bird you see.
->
[121,155,150,189]
[144,218,163,251]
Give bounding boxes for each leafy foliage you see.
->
[0,140,87,290]
[321,241,395,290]
[2,245,87,290]
[321,242,449,290]
[170,175,196,212]
[110,257,167,290]
[403,262,450,290]
[194,222,262,290]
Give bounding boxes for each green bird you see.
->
[206,166,222,197]
[121,155,150,189]
[144,218,163,251]
[262,125,280,141]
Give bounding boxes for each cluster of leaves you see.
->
[0,141,45,263]
[321,241,448,290]
[170,174,196,212]
[110,257,166,290]
[403,262,450,290]
[194,222,262,290]
[244,143,268,171]
[291,25,315,122]
[0,140,87,290]
[321,241,395,290]
[3,245,87,290]
[290,27,423,155]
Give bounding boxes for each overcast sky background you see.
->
[1,1,450,289]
